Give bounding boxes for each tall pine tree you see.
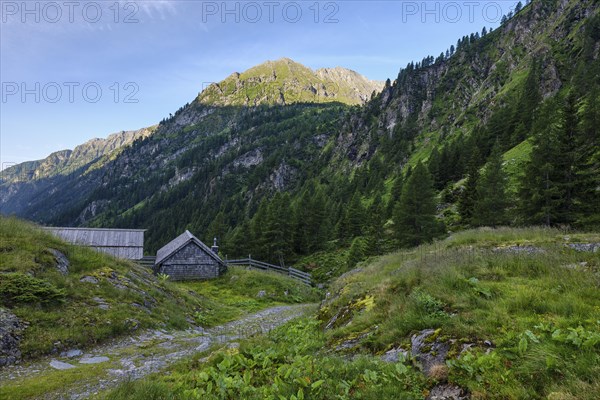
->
[574,86,600,227]
[458,149,481,226]
[473,143,509,227]
[518,98,575,226]
[393,162,444,247]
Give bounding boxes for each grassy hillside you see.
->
[0,217,319,361]
[102,227,600,399]
[198,58,382,106]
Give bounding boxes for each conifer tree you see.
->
[473,143,509,227]
[263,193,292,263]
[574,86,600,227]
[393,162,443,247]
[250,199,270,259]
[458,149,481,225]
[206,210,227,246]
[519,100,566,225]
[226,218,251,258]
[553,91,579,225]
[386,175,404,218]
[366,195,385,255]
[293,189,312,254]
[344,192,366,239]
[307,187,329,252]
[428,147,443,190]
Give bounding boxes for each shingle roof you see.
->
[44,227,145,247]
[155,230,224,266]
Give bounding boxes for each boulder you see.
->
[426,384,469,400]
[80,276,99,284]
[92,297,110,310]
[61,349,83,358]
[380,347,409,363]
[0,307,24,367]
[411,329,450,377]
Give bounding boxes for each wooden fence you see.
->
[226,257,312,286]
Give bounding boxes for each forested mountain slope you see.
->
[1,0,598,266]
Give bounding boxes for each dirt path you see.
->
[0,304,316,400]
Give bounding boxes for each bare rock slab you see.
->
[50,360,76,370]
[426,384,469,400]
[80,356,110,364]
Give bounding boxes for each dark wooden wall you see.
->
[156,242,226,280]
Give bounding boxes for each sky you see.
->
[1,0,519,168]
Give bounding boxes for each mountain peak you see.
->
[198,58,384,107]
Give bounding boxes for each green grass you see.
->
[295,248,351,283]
[0,362,111,400]
[0,216,206,357]
[99,227,600,399]
[503,139,533,193]
[101,317,427,400]
[0,216,318,360]
[318,227,600,398]
[175,267,321,326]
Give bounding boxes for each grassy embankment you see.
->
[102,227,600,400]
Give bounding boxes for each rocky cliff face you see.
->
[329,0,593,169]
[1,127,155,185]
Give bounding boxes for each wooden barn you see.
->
[154,230,226,280]
[44,227,145,260]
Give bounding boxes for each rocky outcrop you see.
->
[0,308,24,367]
[566,243,600,252]
[411,329,450,377]
[48,249,69,275]
[426,384,469,400]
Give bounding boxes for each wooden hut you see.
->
[44,227,145,259]
[154,230,226,280]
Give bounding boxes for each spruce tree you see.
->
[393,162,443,247]
[293,189,312,254]
[206,210,227,246]
[308,187,329,252]
[519,100,563,225]
[428,147,442,190]
[250,199,270,259]
[386,175,404,218]
[366,195,385,255]
[263,193,292,263]
[458,149,481,226]
[574,86,600,227]
[344,192,366,239]
[553,91,579,225]
[473,143,509,227]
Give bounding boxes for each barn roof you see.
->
[44,227,145,247]
[155,230,224,266]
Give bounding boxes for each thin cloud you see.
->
[139,0,178,21]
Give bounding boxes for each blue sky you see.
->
[1,0,519,167]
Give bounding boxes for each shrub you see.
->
[0,273,66,307]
